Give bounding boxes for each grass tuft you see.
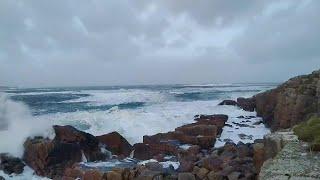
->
[293,116,320,151]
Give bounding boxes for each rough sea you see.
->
[0,83,277,179]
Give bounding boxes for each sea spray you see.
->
[0,93,54,157]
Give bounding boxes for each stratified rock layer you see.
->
[254,70,320,131]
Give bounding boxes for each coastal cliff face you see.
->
[253,70,320,131]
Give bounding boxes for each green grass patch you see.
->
[293,116,320,151]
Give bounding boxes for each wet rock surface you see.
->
[97,131,133,157]
[0,153,25,175]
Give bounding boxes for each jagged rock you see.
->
[0,153,25,175]
[23,136,82,178]
[23,126,111,178]
[97,131,133,157]
[53,125,106,161]
[237,97,256,112]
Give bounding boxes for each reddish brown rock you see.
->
[97,131,133,157]
[63,167,84,179]
[133,143,178,160]
[253,143,265,173]
[176,124,217,137]
[23,136,82,178]
[23,126,111,178]
[254,70,320,130]
[53,125,106,161]
[133,143,152,160]
[237,97,256,112]
[83,170,103,180]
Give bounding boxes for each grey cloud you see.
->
[0,0,319,87]
[231,0,320,63]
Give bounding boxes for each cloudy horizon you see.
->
[1,0,319,87]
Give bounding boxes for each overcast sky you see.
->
[0,0,319,87]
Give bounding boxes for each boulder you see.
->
[97,131,133,157]
[53,125,106,161]
[0,153,25,175]
[23,126,109,178]
[133,143,152,160]
[237,97,256,112]
[23,136,82,178]
[133,143,178,160]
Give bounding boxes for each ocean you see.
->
[0,83,276,179]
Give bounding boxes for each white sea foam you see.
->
[37,98,269,146]
[63,89,167,106]
[0,93,54,157]
[0,165,51,180]
[215,113,270,147]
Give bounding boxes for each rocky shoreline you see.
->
[0,70,319,180]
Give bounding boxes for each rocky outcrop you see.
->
[97,131,133,157]
[135,114,228,160]
[23,126,110,178]
[0,153,25,175]
[218,98,256,112]
[254,70,320,131]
